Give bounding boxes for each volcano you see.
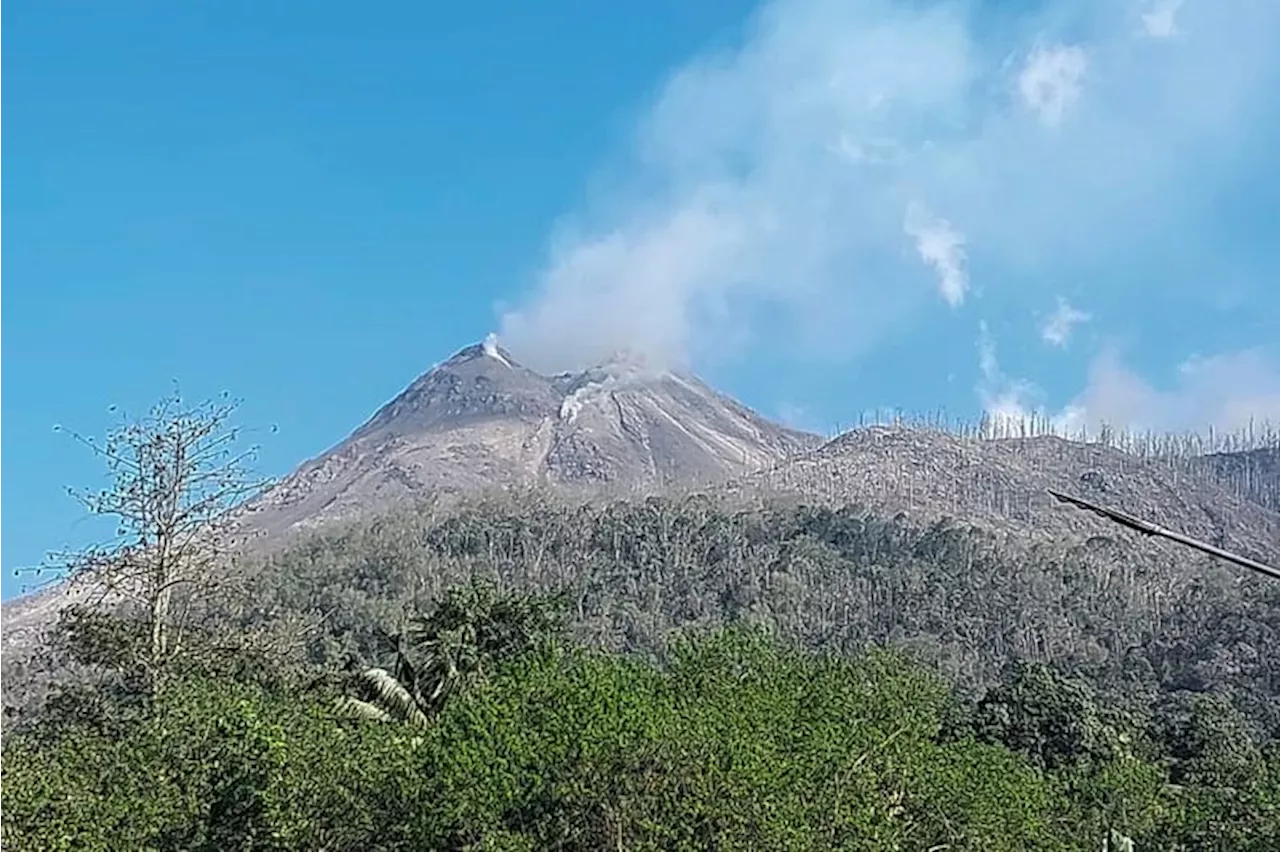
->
[243,339,822,538]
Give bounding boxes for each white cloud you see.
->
[905,205,968,307]
[1055,348,1280,435]
[968,334,1280,438]
[834,133,906,166]
[977,321,1001,382]
[498,192,757,372]
[496,0,1280,389]
[1142,0,1184,39]
[976,322,1037,431]
[776,401,828,435]
[501,0,981,372]
[1040,297,1090,347]
[1017,44,1089,128]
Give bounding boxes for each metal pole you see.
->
[1047,488,1280,581]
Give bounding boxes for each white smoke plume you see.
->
[1017,43,1088,128]
[1040,297,1090,348]
[496,0,1280,391]
[1055,348,1280,435]
[905,205,968,307]
[1142,0,1184,39]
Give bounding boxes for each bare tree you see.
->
[41,389,272,689]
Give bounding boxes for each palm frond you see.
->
[335,695,394,724]
[360,666,431,727]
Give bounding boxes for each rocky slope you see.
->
[238,338,822,540]
[728,426,1280,570]
[5,342,1280,728]
[1196,446,1280,513]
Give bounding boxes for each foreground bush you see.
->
[4,629,1277,850]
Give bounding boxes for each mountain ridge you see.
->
[242,340,822,539]
[731,425,1280,568]
[3,340,1278,730]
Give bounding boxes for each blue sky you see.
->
[5,0,1279,599]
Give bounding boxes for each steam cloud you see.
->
[496,0,1279,430]
[1040,297,1090,349]
[1056,349,1280,435]
[1017,44,1088,128]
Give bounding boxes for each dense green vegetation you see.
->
[6,602,1280,851]
[233,495,1280,738]
[5,401,1277,848]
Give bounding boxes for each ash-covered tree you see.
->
[38,389,272,694]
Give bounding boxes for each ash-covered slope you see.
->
[1196,446,1280,513]
[544,354,815,486]
[730,426,1280,567]
[246,340,820,537]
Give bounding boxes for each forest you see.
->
[3,398,1279,850]
[243,494,1280,738]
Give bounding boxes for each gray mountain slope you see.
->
[5,343,1280,728]
[241,342,822,540]
[2,342,821,724]
[1195,447,1280,513]
[729,426,1280,568]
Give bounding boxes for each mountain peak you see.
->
[246,340,822,535]
[350,337,558,441]
[441,333,519,370]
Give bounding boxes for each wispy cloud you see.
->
[905,205,968,307]
[501,0,982,372]
[1040,297,1090,348]
[776,401,829,435]
[1056,347,1280,435]
[497,0,1280,431]
[1017,44,1088,128]
[976,321,1037,427]
[974,326,1280,436]
[1142,0,1184,39]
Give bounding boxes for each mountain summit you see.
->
[351,336,561,440]
[249,340,821,536]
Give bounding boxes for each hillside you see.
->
[218,493,1280,738]
[4,343,1279,733]
[240,337,1279,570]
[1198,446,1280,513]
[242,339,821,539]
[734,426,1280,569]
